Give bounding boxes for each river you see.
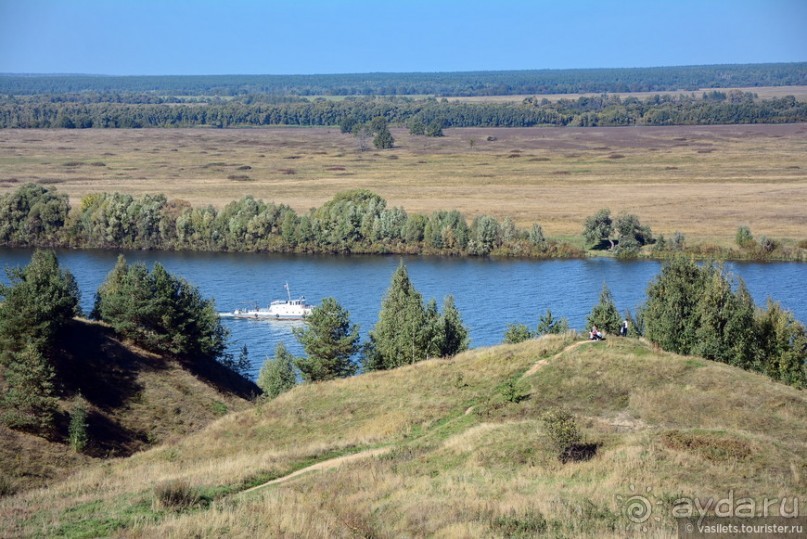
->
[1,248,804,379]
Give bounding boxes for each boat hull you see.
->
[231,309,311,321]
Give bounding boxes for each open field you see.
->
[2,336,805,537]
[450,85,807,103]
[1,124,805,243]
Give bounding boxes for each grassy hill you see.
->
[1,335,804,537]
[0,318,258,494]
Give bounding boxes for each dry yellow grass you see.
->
[1,124,805,244]
[2,336,804,538]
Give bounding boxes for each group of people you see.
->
[589,319,629,340]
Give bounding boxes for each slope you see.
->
[0,318,258,494]
[1,335,804,538]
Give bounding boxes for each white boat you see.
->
[232,283,314,321]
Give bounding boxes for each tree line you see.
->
[3,183,804,262]
[0,184,578,258]
[2,91,806,128]
[0,93,807,129]
[2,63,804,96]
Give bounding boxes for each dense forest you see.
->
[1,91,806,128]
[2,63,805,96]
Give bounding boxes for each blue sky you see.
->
[1,0,805,75]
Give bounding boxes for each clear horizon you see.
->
[1,0,805,77]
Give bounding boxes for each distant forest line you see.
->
[2,91,806,129]
[2,63,806,96]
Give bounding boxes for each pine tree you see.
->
[586,283,621,335]
[93,256,228,361]
[1,345,58,433]
[257,343,297,398]
[68,395,89,453]
[504,323,533,344]
[642,257,706,354]
[366,262,432,370]
[0,251,79,434]
[438,296,469,357]
[293,298,359,382]
[0,250,80,359]
[537,308,569,336]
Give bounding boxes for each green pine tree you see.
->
[504,323,533,344]
[366,262,433,370]
[437,295,469,357]
[293,298,360,382]
[1,345,59,433]
[586,283,621,335]
[537,308,569,336]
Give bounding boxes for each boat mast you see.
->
[285,282,291,302]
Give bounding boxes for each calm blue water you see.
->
[1,248,805,379]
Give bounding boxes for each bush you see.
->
[491,509,548,537]
[257,343,297,398]
[542,408,582,463]
[536,309,569,336]
[68,397,89,453]
[153,479,200,511]
[504,323,532,344]
[735,225,754,248]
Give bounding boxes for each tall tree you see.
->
[642,257,708,354]
[586,283,621,334]
[583,208,614,249]
[93,255,227,361]
[0,250,79,360]
[436,295,469,357]
[0,250,78,434]
[293,297,360,382]
[365,262,432,370]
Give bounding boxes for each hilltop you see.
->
[2,335,804,537]
[0,318,259,493]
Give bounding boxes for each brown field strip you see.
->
[0,124,805,242]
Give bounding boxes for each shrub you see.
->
[0,476,17,498]
[153,479,200,511]
[68,397,89,453]
[542,408,582,462]
[504,323,532,344]
[735,225,754,248]
[491,509,548,537]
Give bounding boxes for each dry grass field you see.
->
[2,336,804,537]
[1,124,805,243]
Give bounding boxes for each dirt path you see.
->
[521,340,591,379]
[239,447,392,495]
[239,340,592,496]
